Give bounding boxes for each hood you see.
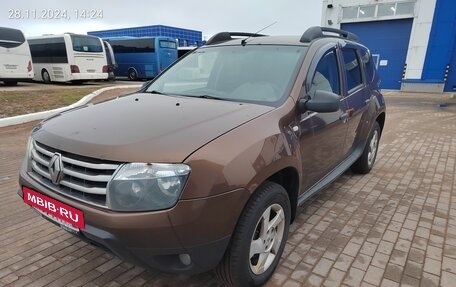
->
[33,93,273,163]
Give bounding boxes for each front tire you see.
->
[216,181,290,286]
[351,121,381,174]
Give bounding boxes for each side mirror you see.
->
[298,90,340,113]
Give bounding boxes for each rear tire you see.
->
[42,70,51,84]
[216,181,290,286]
[3,81,18,86]
[351,121,381,174]
[128,68,138,81]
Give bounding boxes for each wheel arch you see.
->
[265,167,300,223]
[230,164,301,236]
[128,67,138,80]
[41,68,50,82]
[376,112,386,135]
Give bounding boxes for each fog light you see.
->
[179,254,191,266]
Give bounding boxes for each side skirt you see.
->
[297,141,365,206]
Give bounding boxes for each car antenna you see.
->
[241,21,277,46]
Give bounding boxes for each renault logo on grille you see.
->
[49,153,64,185]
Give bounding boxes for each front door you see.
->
[299,48,350,192]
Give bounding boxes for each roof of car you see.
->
[206,36,310,47]
[204,27,361,48]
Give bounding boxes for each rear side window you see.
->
[342,49,363,91]
[360,49,375,83]
[310,50,340,95]
[109,38,155,53]
[29,37,68,64]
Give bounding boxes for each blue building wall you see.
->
[342,19,413,90]
[446,44,456,92]
[421,0,456,92]
[88,25,203,47]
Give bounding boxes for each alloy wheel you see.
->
[249,203,285,275]
[367,129,379,167]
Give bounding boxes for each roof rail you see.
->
[206,32,266,45]
[300,26,359,43]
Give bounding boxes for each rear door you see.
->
[340,47,371,155]
[299,46,350,191]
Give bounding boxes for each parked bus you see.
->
[104,37,178,80]
[0,27,33,86]
[177,46,197,59]
[28,34,108,83]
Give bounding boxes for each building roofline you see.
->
[88,25,202,35]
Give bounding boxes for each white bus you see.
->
[28,34,108,83]
[0,27,34,86]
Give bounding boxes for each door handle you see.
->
[340,108,355,121]
[365,99,371,105]
[339,112,349,121]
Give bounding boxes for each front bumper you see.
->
[19,171,250,274]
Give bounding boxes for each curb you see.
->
[0,85,141,128]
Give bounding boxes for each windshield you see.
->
[146,45,306,106]
[71,35,103,53]
[159,40,177,49]
[0,27,25,48]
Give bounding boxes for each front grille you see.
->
[29,140,120,208]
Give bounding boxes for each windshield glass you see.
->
[71,35,103,53]
[159,40,177,49]
[146,45,306,105]
[0,27,25,48]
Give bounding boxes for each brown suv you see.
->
[18,27,386,286]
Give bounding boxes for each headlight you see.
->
[107,163,191,211]
[24,136,33,171]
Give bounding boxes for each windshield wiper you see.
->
[147,90,168,95]
[191,95,241,102]
[149,92,235,102]
[194,95,227,100]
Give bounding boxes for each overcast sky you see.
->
[1,0,323,39]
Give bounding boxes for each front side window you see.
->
[309,50,340,96]
[342,49,363,91]
[146,45,306,106]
